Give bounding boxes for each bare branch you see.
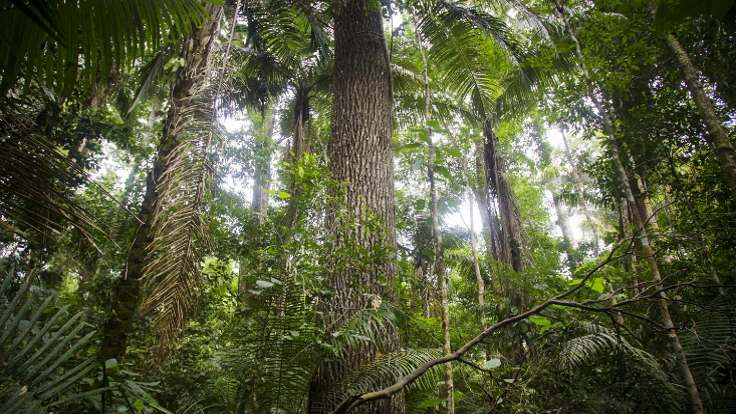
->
[331,240,628,414]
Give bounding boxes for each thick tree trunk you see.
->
[309,1,401,412]
[666,34,736,190]
[100,5,223,361]
[555,4,704,411]
[251,103,276,225]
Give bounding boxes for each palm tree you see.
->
[413,0,549,272]
[0,0,205,98]
[0,0,207,263]
[101,3,224,360]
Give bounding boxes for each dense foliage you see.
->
[1,0,735,413]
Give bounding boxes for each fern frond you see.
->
[680,304,736,406]
[0,98,115,248]
[320,348,445,411]
[559,321,678,396]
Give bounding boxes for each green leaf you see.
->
[417,397,443,408]
[589,277,606,294]
[434,165,451,180]
[529,315,551,329]
[105,358,119,370]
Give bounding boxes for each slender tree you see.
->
[413,15,454,413]
[555,3,705,412]
[665,33,736,189]
[251,102,277,225]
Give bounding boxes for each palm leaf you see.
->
[0,0,207,97]
[0,271,101,412]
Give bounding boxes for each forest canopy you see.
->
[1,0,735,413]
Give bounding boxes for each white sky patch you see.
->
[221,113,250,133]
[442,124,591,249]
[91,141,133,191]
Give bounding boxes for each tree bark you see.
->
[483,125,523,271]
[100,5,223,361]
[473,144,499,264]
[666,33,736,190]
[309,1,401,412]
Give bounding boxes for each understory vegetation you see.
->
[1,0,735,413]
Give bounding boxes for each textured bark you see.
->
[556,4,704,412]
[100,5,223,361]
[309,1,401,412]
[473,145,499,265]
[666,34,736,190]
[251,103,276,225]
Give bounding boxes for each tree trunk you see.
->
[284,85,311,227]
[251,102,276,225]
[413,18,453,412]
[309,1,401,412]
[666,34,736,190]
[483,125,523,271]
[100,5,223,361]
[555,4,705,411]
[473,144,499,264]
[468,191,486,324]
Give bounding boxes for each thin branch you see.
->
[330,240,627,414]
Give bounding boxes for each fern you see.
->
[680,301,736,410]
[558,321,682,406]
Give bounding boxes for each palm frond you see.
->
[0,0,207,98]
[680,303,736,407]
[559,321,680,397]
[0,97,119,248]
[140,5,224,347]
[320,348,445,411]
[224,268,320,414]
[0,271,101,413]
